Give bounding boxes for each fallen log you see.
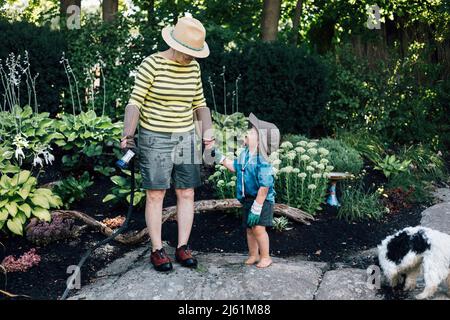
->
[51,199,314,245]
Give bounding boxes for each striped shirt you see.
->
[128,53,207,133]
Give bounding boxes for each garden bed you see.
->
[0,168,428,300]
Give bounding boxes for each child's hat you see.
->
[248,113,280,161]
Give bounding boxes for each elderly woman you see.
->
[120,14,214,272]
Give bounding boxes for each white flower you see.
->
[318,147,329,156]
[307,184,317,190]
[323,172,330,178]
[306,142,317,148]
[219,166,227,171]
[231,176,237,181]
[300,155,310,161]
[33,155,44,167]
[217,180,225,187]
[284,166,294,173]
[286,151,296,160]
[43,151,55,165]
[269,152,279,161]
[312,173,321,179]
[227,181,236,187]
[273,167,279,175]
[310,161,319,167]
[326,165,334,171]
[296,141,308,147]
[292,168,300,174]
[316,163,325,170]
[320,158,329,164]
[295,147,306,153]
[306,166,314,171]
[280,141,293,149]
[15,147,25,161]
[307,148,318,155]
[298,173,307,179]
[272,159,282,166]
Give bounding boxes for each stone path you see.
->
[68,188,450,300]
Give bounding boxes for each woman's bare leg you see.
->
[145,189,166,251]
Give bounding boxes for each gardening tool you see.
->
[60,146,138,300]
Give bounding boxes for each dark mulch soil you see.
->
[163,204,424,263]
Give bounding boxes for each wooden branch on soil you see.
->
[51,199,314,245]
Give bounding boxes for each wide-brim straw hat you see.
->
[162,14,210,58]
[248,113,280,161]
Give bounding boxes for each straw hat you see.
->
[162,13,210,58]
[248,113,280,161]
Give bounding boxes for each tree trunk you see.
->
[261,0,281,42]
[147,0,155,24]
[103,0,119,22]
[291,0,303,45]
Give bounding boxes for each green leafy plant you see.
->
[273,139,333,215]
[397,144,446,182]
[55,110,122,176]
[272,216,290,232]
[53,171,94,209]
[0,170,62,235]
[373,155,411,178]
[212,111,247,155]
[337,185,387,222]
[208,163,237,199]
[103,169,145,207]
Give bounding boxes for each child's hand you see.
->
[247,201,263,227]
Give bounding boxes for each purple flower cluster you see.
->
[1,248,41,273]
[26,213,75,245]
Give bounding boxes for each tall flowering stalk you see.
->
[270,140,333,215]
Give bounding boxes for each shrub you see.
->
[317,138,363,174]
[0,18,67,114]
[387,172,433,205]
[337,185,386,222]
[201,41,329,135]
[0,170,62,235]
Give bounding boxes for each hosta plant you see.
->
[373,155,411,178]
[0,105,61,168]
[55,110,122,176]
[0,170,62,235]
[272,216,290,232]
[53,171,94,209]
[103,169,145,207]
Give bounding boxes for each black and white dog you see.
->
[378,226,450,299]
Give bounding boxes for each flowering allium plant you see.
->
[271,140,333,214]
[1,248,41,273]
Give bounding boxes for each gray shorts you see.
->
[138,128,202,190]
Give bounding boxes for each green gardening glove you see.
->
[247,201,263,227]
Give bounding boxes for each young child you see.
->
[213,113,280,268]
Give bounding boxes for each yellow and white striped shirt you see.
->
[128,53,207,133]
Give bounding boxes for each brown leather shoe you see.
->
[150,248,173,272]
[175,245,198,268]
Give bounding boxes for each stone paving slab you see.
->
[420,202,450,235]
[315,268,382,300]
[69,251,328,300]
